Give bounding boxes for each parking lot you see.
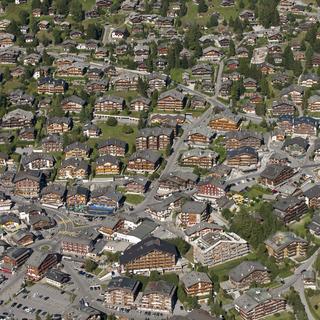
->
[0,283,71,319]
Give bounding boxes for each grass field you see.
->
[288,213,312,238]
[125,194,145,205]
[306,290,320,320]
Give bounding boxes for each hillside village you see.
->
[1,0,320,319]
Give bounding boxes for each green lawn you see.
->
[263,312,295,320]
[125,194,144,205]
[244,185,272,200]
[94,122,138,151]
[306,290,320,320]
[289,213,312,238]
[170,68,184,83]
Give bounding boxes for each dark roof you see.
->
[229,261,268,282]
[119,237,178,265]
[283,137,308,150]
[107,276,139,292]
[98,138,127,149]
[144,280,176,296]
[260,164,292,179]
[304,185,320,199]
[227,146,258,158]
[273,196,304,212]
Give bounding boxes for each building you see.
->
[1,247,33,273]
[97,138,127,157]
[304,185,320,209]
[105,277,140,307]
[264,231,308,263]
[271,99,296,117]
[127,150,161,173]
[181,149,218,169]
[13,171,43,198]
[40,184,66,208]
[62,236,94,257]
[226,147,258,167]
[260,164,295,187]
[21,153,55,171]
[178,201,209,228]
[157,89,185,111]
[229,261,270,290]
[235,288,286,320]
[195,179,227,202]
[181,271,213,303]
[42,134,63,152]
[193,231,250,267]
[64,142,90,159]
[139,280,177,313]
[282,137,308,157]
[44,269,70,288]
[120,237,179,273]
[2,108,34,129]
[66,186,89,211]
[26,252,58,281]
[47,117,72,134]
[208,112,241,132]
[37,77,66,94]
[136,127,174,151]
[186,128,214,148]
[95,154,120,175]
[225,131,263,150]
[273,196,308,224]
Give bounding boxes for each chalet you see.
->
[95,154,120,175]
[19,127,35,141]
[239,9,255,21]
[2,109,34,129]
[157,89,185,111]
[120,236,179,273]
[184,222,223,242]
[94,47,108,59]
[61,95,85,113]
[191,64,212,77]
[94,96,125,112]
[127,150,161,173]
[243,78,257,91]
[293,116,318,136]
[86,79,109,93]
[66,186,89,210]
[56,62,87,78]
[299,73,319,87]
[112,74,138,91]
[87,67,104,80]
[42,134,63,153]
[0,152,8,167]
[277,116,294,136]
[0,33,14,48]
[26,251,58,281]
[58,158,89,180]
[236,47,249,59]
[130,97,151,112]
[14,171,43,198]
[88,187,123,214]
[202,46,224,62]
[111,28,128,40]
[260,164,295,187]
[64,142,90,159]
[97,138,127,157]
[271,99,296,117]
[124,176,149,194]
[158,171,198,195]
[83,122,101,138]
[226,147,258,167]
[195,178,227,201]
[38,77,66,95]
[181,149,218,169]
[40,184,66,208]
[208,112,241,132]
[282,137,308,157]
[190,96,207,110]
[47,117,72,134]
[9,89,34,106]
[265,231,307,263]
[280,85,304,105]
[136,127,173,151]
[29,214,56,231]
[0,48,19,64]
[148,72,168,90]
[304,185,320,209]
[186,127,214,148]
[22,153,55,171]
[12,230,35,246]
[225,131,263,150]
[308,95,320,113]
[228,261,270,290]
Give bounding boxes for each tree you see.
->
[86,23,102,40]
[305,45,314,70]
[160,0,169,16]
[283,45,295,70]
[84,259,98,272]
[106,117,118,126]
[198,0,208,13]
[207,15,218,28]
[42,50,54,66]
[314,253,320,274]
[228,39,235,57]
[70,0,84,22]
[31,0,41,9]
[255,104,266,116]
[137,77,148,97]
[55,0,69,15]
[166,238,191,256]
[122,125,134,134]
[52,28,62,44]
[258,0,279,28]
